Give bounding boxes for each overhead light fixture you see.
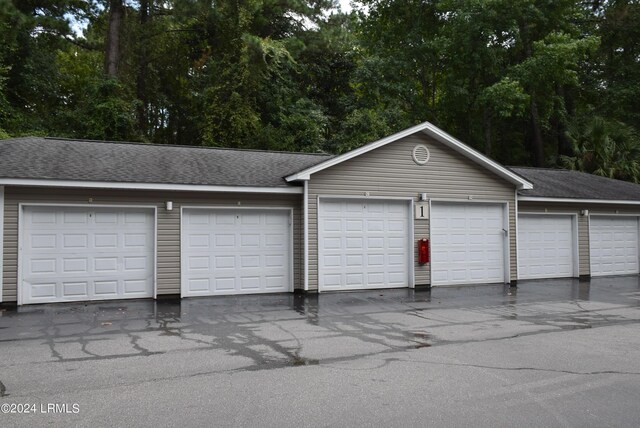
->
[165,201,173,211]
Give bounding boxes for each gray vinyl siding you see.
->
[307,133,518,290]
[518,201,640,277]
[2,187,302,303]
[414,219,429,285]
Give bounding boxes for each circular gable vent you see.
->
[412,144,430,165]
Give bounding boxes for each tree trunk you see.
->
[483,107,492,156]
[105,0,124,78]
[519,20,545,166]
[137,0,149,136]
[530,98,545,166]
[557,85,573,157]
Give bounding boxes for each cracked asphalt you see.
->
[1,277,639,427]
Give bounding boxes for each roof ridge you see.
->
[37,137,332,157]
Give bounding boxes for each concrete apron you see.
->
[1,276,639,369]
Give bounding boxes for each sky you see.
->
[339,0,353,13]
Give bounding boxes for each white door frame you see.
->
[17,203,158,305]
[180,206,295,297]
[588,213,640,276]
[316,196,415,292]
[429,199,511,285]
[517,212,580,279]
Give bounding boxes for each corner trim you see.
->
[303,180,309,292]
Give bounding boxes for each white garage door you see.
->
[431,203,505,285]
[518,215,575,279]
[318,199,410,291]
[182,208,292,296]
[21,206,155,305]
[590,216,639,276]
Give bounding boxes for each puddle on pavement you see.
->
[410,331,432,349]
[290,354,320,366]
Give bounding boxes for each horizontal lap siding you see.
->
[308,134,517,291]
[518,201,640,277]
[2,187,301,303]
[414,219,429,285]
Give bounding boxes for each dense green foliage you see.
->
[1,0,640,181]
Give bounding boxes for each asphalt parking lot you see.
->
[1,277,639,427]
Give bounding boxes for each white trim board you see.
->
[0,186,4,303]
[285,121,533,190]
[0,178,303,194]
[514,189,519,282]
[518,196,640,205]
[303,180,309,291]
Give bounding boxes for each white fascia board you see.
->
[518,196,640,205]
[285,121,533,190]
[0,179,303,194]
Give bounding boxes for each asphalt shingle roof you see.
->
[0,137,332,187]
[510,167,640,201]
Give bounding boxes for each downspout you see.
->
[303,180,309,292]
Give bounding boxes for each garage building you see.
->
[513,167,640,280]
[1,122,639,305]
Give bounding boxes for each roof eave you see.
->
[0,178,303,194]
[518,196,640,205]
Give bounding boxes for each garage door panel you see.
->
[21,206,155,304]
[431,203,505,285]
[94,280,118,296]
[29,282,56,299]
[30,258,56,274]
[318,199,410,291]
[368,272,384,285]
[94,258,116,272]
[214,278,235,291]
[94,211,117,224]
[323,274,341,288]
[590,217,639,276]
[182,209,291,296]
[368,254,384,266]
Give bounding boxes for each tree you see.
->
[1,0,640,185]
[560,116,640,183]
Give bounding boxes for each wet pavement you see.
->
[1,277,639,427]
